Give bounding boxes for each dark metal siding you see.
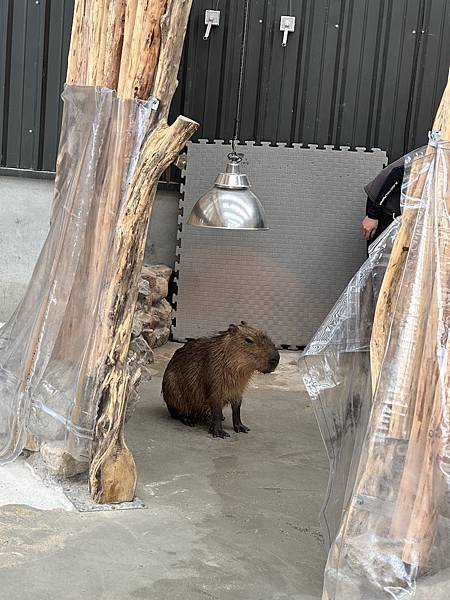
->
[0,0,73,173]
[0,0,449,174]
[177,0,450,160]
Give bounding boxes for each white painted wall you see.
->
[0,176,52,321]
[0,176,179,322]
[145,189,179,268]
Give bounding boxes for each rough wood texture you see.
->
[86,0,107,85]
[396,138,450,565]
[373,76,450,563]
[322,75,450,595]
[389,193,441,541]
[152,0,191,120]
[84,0,197,503]
[98,0,126,87]
[341,71,450,571]
[115,0,139,92]
[89,116,196,503]
[371,73,450,394]
[66,0,90,85]
[117,0,167,99]
[67,0,126,89]
[60,0,198,502]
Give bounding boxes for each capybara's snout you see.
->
[265,349,280,373]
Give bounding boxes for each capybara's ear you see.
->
[228,324,238,333]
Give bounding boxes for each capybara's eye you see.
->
[245,337,254,344]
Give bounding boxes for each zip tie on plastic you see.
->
[428,130,441,147]
[148,96,159,111]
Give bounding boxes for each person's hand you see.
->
[361,216,378,241]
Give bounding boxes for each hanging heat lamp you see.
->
[188,152,268,229]
[188,0,268,230]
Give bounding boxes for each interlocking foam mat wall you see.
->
[173,141,387,347]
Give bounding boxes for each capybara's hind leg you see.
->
[167,404,180,420]
[167,404,196,427]
[179,413,197,427]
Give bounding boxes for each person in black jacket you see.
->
[361,155,405,243]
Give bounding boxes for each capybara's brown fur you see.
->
[162,322,280,438]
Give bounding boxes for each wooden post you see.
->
[395,136,450,566]
[88,116,196,503]
[374,73,450,564]
[98,0,127,88]
[370,72,450,391]
[66,0,91,85]
[117,0,167,99]
[77,0,197,503]
[328,71,450,579]
[29,0,197,502]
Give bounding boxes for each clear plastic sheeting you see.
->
[0,85,154,463]
[301,220,399,550]
[301,143,450,598]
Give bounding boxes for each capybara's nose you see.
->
[269,350,280,369]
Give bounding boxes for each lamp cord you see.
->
[230,0,250,161]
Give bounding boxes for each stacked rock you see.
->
[132,264,173,351]
[126,264,173,421]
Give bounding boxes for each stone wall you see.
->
[126,264,173,422]
[133,264,173,351]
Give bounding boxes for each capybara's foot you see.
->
[179,413,196,427]
[209,423,230,438]
[214,429,230,438]
[167,405,179,420]
[233,423,250,433]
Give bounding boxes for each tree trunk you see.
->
[37,0,198,503]
[67,0,198,503]
[338,71,450,571]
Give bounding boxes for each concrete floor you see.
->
[0,344,328,600]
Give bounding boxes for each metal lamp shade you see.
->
[187,158,268,230]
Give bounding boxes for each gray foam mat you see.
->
[174,141,387,347]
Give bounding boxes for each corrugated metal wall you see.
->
[0,0,73,173]
[1,0,449,175]
[178,0,450,160]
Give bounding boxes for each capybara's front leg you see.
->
[232,400,250,433]
[209,402,229,438]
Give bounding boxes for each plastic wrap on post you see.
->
[0,85,154,463]
[301,220,400,550]
[301,144,450,598]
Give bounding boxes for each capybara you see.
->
[162,322,280,438]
